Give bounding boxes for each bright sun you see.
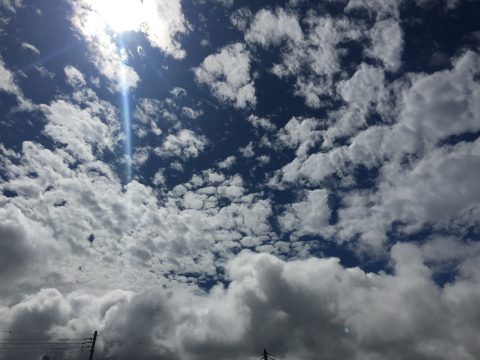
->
[87,0,149,34]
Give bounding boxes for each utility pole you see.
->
[88,331,97,360]
[261,349,275,360]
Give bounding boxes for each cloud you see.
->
[1,245,480,359]
[366,19,404,71]
[133,98,164,138]
[334,138,480,249]
[69,3,140,91]
[0,56,33,110]
[272,50,480,186]
[245,8,303,47]
[276,117,322,157]
[155,129,207,159]
[239,141,255,158]
[267,50,480,250]
[279,189,331,239]
[69,0,188,90]
[0,57,22,95]
[182,106,203,119]
[20,41,40,55]
[170,86,187,98]
[64,65,86,88]
[230,7,252,32]
[217,155,236,169]
[337,63,387,110]
[0,206,59,289]
[246,8,362,108]
[0,0,22,12]
[1,3,479,360]
[194,43,256,109]
[399,50,480,148]
[345,0,401,19]
[40,97,119,162]
[247,114,276,132]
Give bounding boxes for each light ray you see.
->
[21,41,80,73]
[118,38,132,183]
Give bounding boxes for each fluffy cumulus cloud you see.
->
[194,43,256,108]
[246,8,364,108]
[267,49,480,251]
[244,8,303,47]
[279,189,331,239]
[155,129,207,159]
[366,19,404,71]
[1,246,480,359]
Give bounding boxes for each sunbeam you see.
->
[118,39,132,183]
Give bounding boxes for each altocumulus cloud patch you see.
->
[0,0,479,359]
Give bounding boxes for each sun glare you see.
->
[89,0,148,34]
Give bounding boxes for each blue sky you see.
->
[0,0,480,359]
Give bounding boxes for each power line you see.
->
[0,330,94,336]
[0,347,87,350]
[0,342,89,345]
[0,338,92,341]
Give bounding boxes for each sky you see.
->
[0,0,480,359]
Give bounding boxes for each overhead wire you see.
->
[0,330,94,336]
[0,333,92,354]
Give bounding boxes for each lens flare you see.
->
[118,41,132,183]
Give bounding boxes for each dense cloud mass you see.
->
[0,0,479,359]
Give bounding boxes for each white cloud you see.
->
[335,138,480,249]
[0,57,22,95]
[247,114,276,132]
[170,86,187,98]
[337,63,387,109]
[230,7,252,32]
[279,189,331,238]
[35,65,55,79]
[239,141,255,158]
[366,19,404,71]
[69,0,188,91]
[276,117,322,157]
[399,50,480,148]
[70,4,140,91]
[40,97,119,162]
[155,129,207,159]
[0,0,22,12]
[0,205,60,291]
[0,56,33,110]
[247,9,362,108]
[64,65,87,88]
[194,43,256,108]
[182,106,203,119]
[217,155,236,169]
[1,245,480,359]
[133,98,163,138]
[272,50,480,189]
[20,41,40,55]
[71,0,188,57]
[346,0,401,19]
[245,8,303,47]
